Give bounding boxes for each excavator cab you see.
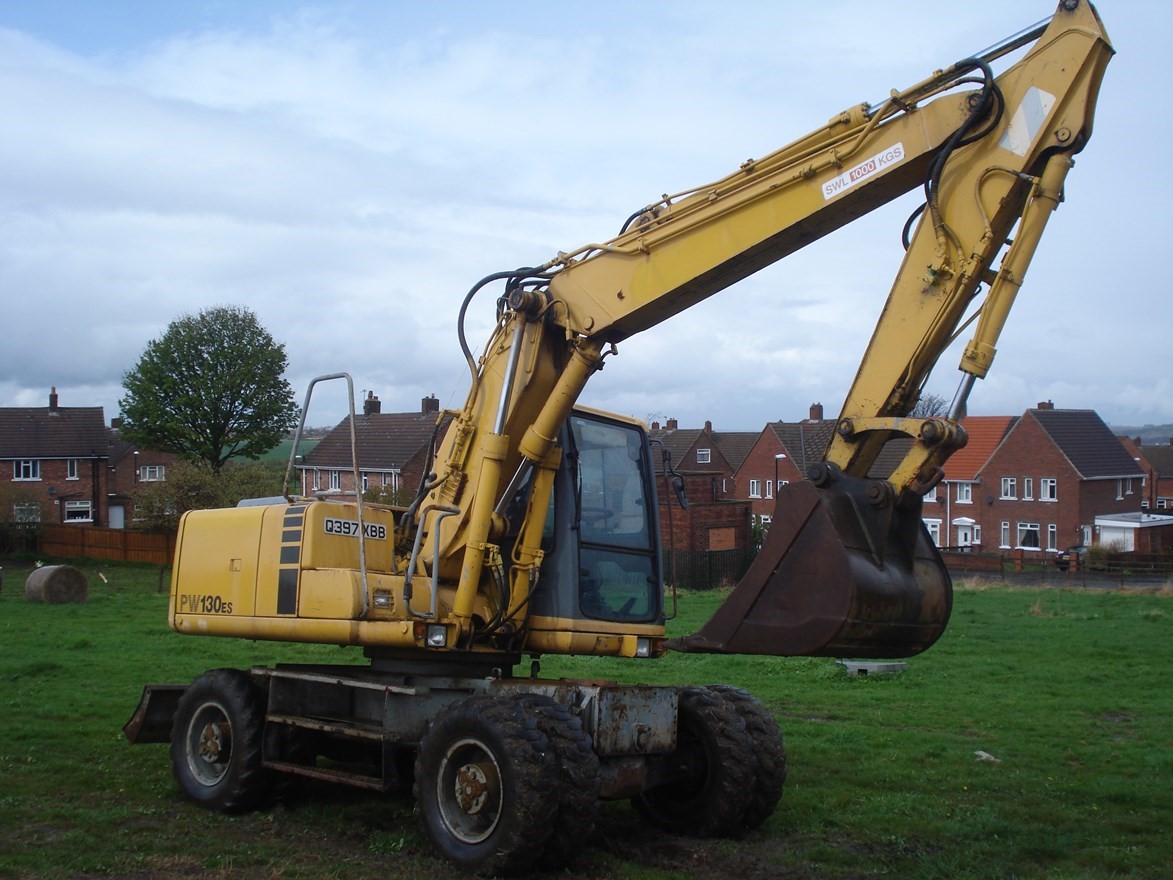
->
[523,410,667,645]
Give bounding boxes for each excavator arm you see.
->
[406,0,1112,658]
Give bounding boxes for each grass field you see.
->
[1,560,1170,879]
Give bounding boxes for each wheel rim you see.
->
[184,699,233,787]
[436,736,504,845]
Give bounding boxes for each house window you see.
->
[1000,477,1016,500]
[924,485,938,502]
[765,480,773,499]
[64,500,93,522]
[13,502,41,523]
[696,449,711,464]
[1040,478,1057,502]
[13,460,40,481]
[67,459,80,480]
[329,470,341,491]
[1016,522,1040,549]
[925,520,941,546]
[748,479,762,498]
[1000,521,1010,548]
[139,465,166,482]
[361,473,369,492]
[1047,523,1057,551]
[1023,477,1033,500]
[956,482,972,504]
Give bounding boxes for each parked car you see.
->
[1054,545,1087,572]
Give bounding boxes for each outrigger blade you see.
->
[668,472,951,658]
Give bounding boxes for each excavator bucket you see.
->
[669,473,951,658]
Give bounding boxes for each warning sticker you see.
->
[822,143,906,201]
[999,86,1056,157]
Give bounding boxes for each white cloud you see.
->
[0,1,1169,436]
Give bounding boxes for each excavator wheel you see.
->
[414,695,558,876]
[633,686,755,837]
[170,668,271,813]
[705,685,786,828]
[514,693,601,870]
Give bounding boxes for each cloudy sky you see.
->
[1,1,1168,433]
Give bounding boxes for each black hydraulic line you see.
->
[902,59,1003,255]
[924,58,998,219]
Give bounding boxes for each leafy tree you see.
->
[133,459,287,531]
[120,306,300,471]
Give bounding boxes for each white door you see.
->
[109,505,125,529]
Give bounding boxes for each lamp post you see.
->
[773,452,787,499]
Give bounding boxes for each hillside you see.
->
[1111,423,1173,445]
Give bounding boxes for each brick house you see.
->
[921,415,1017,549]
[972,404,1145,556]
[106,420,180,528]
[298,394,444,501]
[1118,436,1173,511]
[0,388,111,526]
[735,404,836,527]
[648,418,753,554]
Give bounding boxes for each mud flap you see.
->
[668,474,951,658]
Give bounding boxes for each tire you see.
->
[170,668,271,813]
[515,693,601,870]
[414,695,558,875]
[633,686,755,837]
[706,685,786,828]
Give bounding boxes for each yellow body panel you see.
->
[170,506,265,621]
[526,614,666,657]
[171,501,403,642]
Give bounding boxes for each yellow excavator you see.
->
[126,3,1112,873]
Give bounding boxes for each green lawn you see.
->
[1,561,1169,879]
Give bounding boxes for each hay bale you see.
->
[25,565,89,604]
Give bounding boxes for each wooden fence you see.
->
[38,525,176,566]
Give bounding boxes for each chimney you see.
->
[111,417,124,430]
[651,421,660,431]
[666,418,678,431]
[422,395,440,415]
[704,420,712,433]
[1037,400,1055,410]
[49,386,58,411]
[363,391,381,415]
[809,402,824,421]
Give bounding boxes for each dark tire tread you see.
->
[706,684,786,828]
[414,694,558,876]
[515,693,601,869]
[633,685,756,837]
[170,668,270,814]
